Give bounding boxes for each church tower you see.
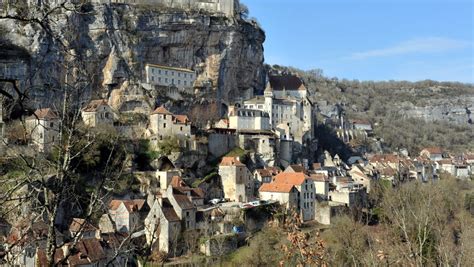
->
[264,81,273,126]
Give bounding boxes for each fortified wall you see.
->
[0,0,236,17]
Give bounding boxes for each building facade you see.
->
[218,157,254,203]
[81,99,116,127]
[228,108,271,131]
[271,172,316,221]
[259,183,298,210]
[108,199,147,233]
[148,106,192,149]
[243,73,314,141]
[145,64,196,92]
[25,108,60,152]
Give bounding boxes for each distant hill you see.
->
[269,65,474,155]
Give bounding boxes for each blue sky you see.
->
[242,0,473,83]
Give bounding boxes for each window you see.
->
[151,76,154,81]
[184,73,187,78]
[50,122,54,127]
[158,77,161,82]
[186,211,189,217]
[178,80,181,85]
[165,78,168,83]
[180,126,183,131]
[164,115,167,119]
[163,123,166,128]
[152,69,155,73]
[184,81,187,86]
[172,78,174,84]
[178,73,181,77]
[172,71,174,76]
[165,70,168,75]
[40,133,43,139]
[158,69,162,74]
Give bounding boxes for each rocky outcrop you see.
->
[0,3,265,115]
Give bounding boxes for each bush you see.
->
[156,136,180,155]
[134,139,159,171]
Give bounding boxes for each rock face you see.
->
[0,3,265,114]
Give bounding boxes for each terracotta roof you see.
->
[273,172,307,186]
[255,169,272,177]
[309,173,328,182]
[109,199,146,213]
[267,73,306,91]
[220,156,246,167]
[69,218,97,233]
[265,166,282,175]
[161,198,180,222]
[151,106,172,115]
[421,147,443,154]
[170,176,187,188]
[259,182,295,193]
[68,239,107,266]
[173,114,189,124]
[172,193,194,210]
[82,99,108,112]
[28,108,58,120]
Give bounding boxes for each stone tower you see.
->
[264,81,273,126]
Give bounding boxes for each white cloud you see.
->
[348,37,470,60]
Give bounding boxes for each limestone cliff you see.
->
[0,3,265,115]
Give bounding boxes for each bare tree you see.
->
[0,2,136,266]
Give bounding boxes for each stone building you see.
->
[259,183,298,210]
[271,172,316,221]
[420,147,444,161]
[148,106,191,148]
[242,72,316,166]
[144,197,181,255]
[167,185,197,230]
[228,107,271,131]
[218,156,254,202]
[108,199,148,233]
[145,64,196,93]
[81,99,116,127]
[25,108,60,152]
[243,73,314,141]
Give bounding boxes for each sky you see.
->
[241,0,474,83]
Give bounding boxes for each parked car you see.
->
[250,201,261,206]
[239,203,254,209]
[210,198,221,205]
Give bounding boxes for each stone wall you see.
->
[208,133,236,158]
